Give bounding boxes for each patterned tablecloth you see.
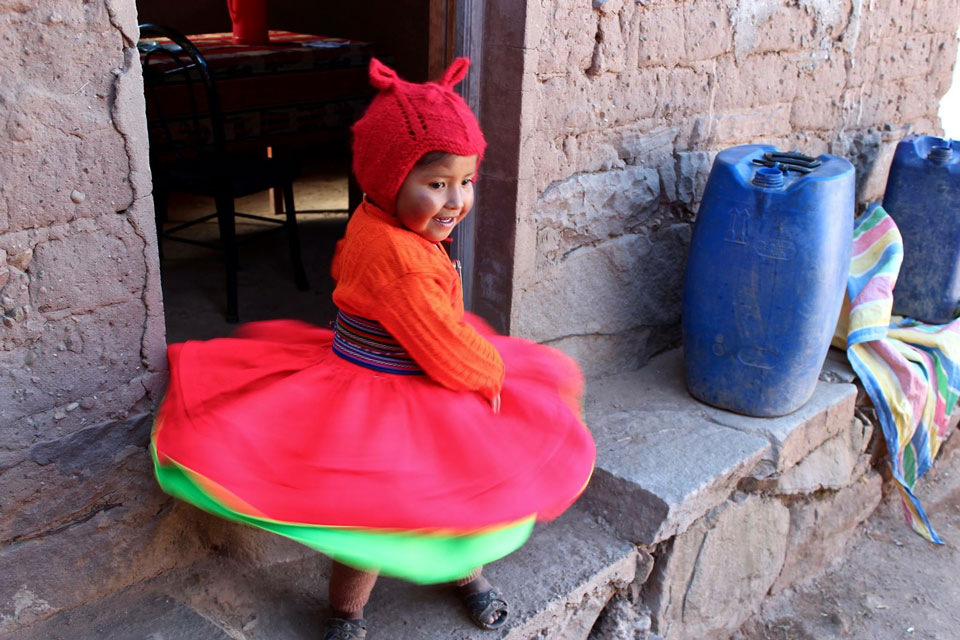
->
[139,30,376,149]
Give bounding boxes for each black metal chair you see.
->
[138,23,309,323]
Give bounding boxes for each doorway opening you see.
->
[134,1,469,343]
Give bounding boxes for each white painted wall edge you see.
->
[939,27,960,139]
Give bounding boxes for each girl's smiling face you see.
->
[395,153,478,243]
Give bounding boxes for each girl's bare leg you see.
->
[453,566,488,593]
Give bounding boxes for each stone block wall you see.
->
[636,422,882,639]
[0,0,198,631]
[583,352,886,639]
[509,0,960,376]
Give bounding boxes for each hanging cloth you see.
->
[835,204,960,543]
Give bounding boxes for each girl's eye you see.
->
[461,178,473,186]
[429,181,444,189]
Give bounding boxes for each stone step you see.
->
[4,506,638,640]
[2,591,233,640]
[581,348,858,545]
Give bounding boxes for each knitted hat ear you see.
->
[440,57,470,88]
[368,58,399,91]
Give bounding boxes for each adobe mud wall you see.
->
[505,0,960,376]
[0,0,200,631]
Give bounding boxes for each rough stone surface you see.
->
[203,520,319,569]
[545,325,661,380]
[0,414,211,634]
[772,470,883,595]
[820,347,856,383]
[773,417,873,495]
[703,378,858,475]
[471,508,637,640]
[581,348,858,545]
[26,411,151,470]
[583,410,769,547]
[3,592,232,640]
[0,458,208,635]
[589,591,655,640]
[532,167,661,269]
[644,495,790,640]
[515,223,691,375]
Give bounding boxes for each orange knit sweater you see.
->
[331,202,505,399]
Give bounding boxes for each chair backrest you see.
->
[138,24,228,163]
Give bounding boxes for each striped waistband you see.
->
[332,311,424,375]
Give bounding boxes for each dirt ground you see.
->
[734,433,960,640]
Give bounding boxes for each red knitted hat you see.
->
[351,57,486,214]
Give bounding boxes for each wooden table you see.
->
[140,30,375,209]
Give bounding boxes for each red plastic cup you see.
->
[227,0,269,45]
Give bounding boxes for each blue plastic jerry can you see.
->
[883,135,960,324]
[682,145,854,417]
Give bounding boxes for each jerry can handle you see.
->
[751,150,822,174]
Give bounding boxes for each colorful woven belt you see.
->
[332,311,424,375]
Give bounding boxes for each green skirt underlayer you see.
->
[152,445,536,584]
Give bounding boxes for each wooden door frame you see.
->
[428,0,457,80]
[429,0,484,309]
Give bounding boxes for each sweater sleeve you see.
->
[375,272,505,399]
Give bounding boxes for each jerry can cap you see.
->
[752,166,784,187]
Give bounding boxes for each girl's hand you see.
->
[490,393,501,414]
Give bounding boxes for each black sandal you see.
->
[463,587,509,630]
[323,617,367,639]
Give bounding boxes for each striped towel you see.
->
[834,204,960,543]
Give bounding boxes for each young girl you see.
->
[151,57,595,640]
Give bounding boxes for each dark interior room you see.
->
[134,1,447,341]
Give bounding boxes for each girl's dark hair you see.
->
[415,150,454,167]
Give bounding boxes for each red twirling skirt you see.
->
[152,313,595,582]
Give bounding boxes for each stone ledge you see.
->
[772,470,883,594]
[3,591,232,640]
[399,506,639,640]
[702,379,857,474]
[4,507,638,640]
[582,348,857,545]
[257,506,638,640]
[644,493,791,639]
